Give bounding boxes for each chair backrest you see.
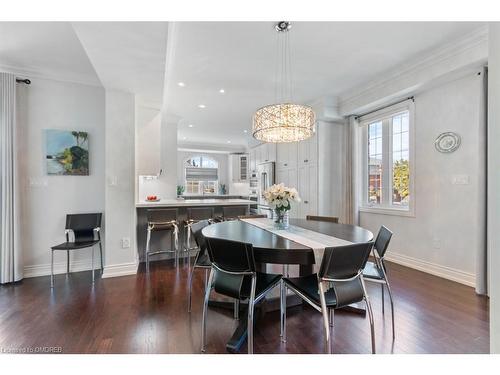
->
[222,206,248,220]
[373,226,393,258]
[65,213,102,242]
[238,214,267,219]
[187,207,214,221]
[318,242,374,281]
[147,208,178,224]
[190,219,210,254]
[206,237,255,274]
[306,215,339,223]
[318,242,374,308]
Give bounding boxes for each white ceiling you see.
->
[168,22,485,147]
[0,22,100,85]
[72,22,168,106]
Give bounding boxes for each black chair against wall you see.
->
[184,207,214,263]
[201,237,282,354]
[222,206,248,221]
[187,219,211,312]
[362,226,395,339]
[145,208,179,272]
[282,242,376,354]
[50,213,103,288]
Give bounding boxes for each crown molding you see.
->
[339,25,488,115]
[0,62,103,88]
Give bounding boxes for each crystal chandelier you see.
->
[252,21,315,143]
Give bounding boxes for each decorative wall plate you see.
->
[434,132,461,153]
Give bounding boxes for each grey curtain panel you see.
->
[0,72,23,283]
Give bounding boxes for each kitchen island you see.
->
[136,198,254,263]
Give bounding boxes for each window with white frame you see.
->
[360,101,414,214]
[185,155,219,195]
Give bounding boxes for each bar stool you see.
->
[184,207,214,261]
[145,208,179,272]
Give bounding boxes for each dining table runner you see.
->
[240,218,353,271]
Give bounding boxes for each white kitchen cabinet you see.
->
[230,154,249,182]
[297,163,318,218]
[249,148,257,173]
[276,142,298,171]
[298,132,318,166]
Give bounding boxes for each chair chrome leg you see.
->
[50,250,54,288]
[360,276,376,354]
[145,227,151,273]
[380,260,395,340]
[247,275,257,354]
[280,280,287,342]
[381,284,385,314]
[201,268,214,353]
[99,242,104,272]
[204,268,208,288]
[172,231,178,268]
[66,250,70,274]
[234,300,240,320]
[318,281,331,354]
[329,308,334,328]
[91,245,95,285]
[187,265,196,313]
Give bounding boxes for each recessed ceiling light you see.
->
[243,130,248,133]
[182,136,187,140]
[227,140,231,144]
[198,104,206,109]
[178,82,186,87]
[188,124,194,128]
[219,89,225,94]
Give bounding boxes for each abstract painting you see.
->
[45,129,89,175]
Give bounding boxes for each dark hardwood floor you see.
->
[0,258,489,354]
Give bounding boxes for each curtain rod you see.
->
[16,78,31,85]
[354,96,414,120]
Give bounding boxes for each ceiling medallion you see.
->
[252,21,315,143]
[434,132,461,153]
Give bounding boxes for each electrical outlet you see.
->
[121,237,130,249]
[452,175,470,185]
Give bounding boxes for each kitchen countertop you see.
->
[136,198,255,208]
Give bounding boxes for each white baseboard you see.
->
[24,260,138,279]
[101,262,138,278]
[24,259,98,279]
[385,251,475,287]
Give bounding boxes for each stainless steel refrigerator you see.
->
[256,161,275,218]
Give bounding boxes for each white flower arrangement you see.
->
[263,183,301,212]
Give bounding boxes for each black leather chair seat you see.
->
[51,240,100,250]
[148,222,177,231]
[195,252,211,267]
[362,261,384,280]
[284,273,364,309]
[214,271,281,300]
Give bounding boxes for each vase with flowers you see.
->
[263,183,301,229]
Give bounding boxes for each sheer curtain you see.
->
[0,72,22,283]
[343,115,361,225]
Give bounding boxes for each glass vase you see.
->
[273,209,290,230]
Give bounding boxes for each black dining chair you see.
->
[50,213,103,288]
[201,237,282,354]
[187,219,212,312]
[222,206,248,221]
[306,215,339,223]
[282,242,376,354]
[362,226,395,339]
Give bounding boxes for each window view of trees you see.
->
[366,110,410,209]
[185,155,219,194]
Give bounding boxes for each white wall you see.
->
[488,22,500,354]
[102,90,137,278]
[136,106,161,176]
[16,78,105,277]
[360,73,486,286]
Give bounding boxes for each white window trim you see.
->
[358,100,416,217]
